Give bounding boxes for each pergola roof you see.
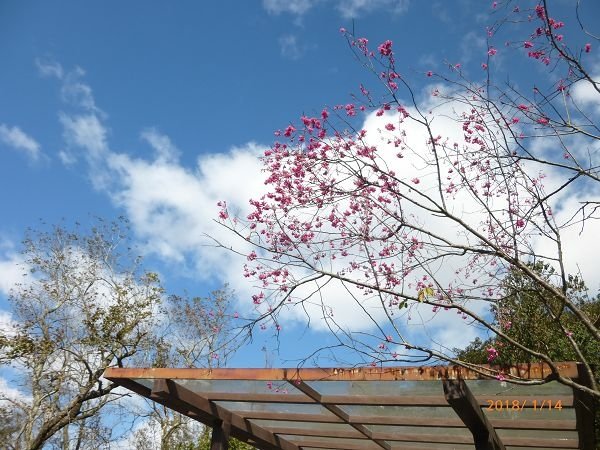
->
[104,362,595,450]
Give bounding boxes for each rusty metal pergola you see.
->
[104,361,595,450]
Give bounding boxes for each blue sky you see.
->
[1,0,599,368]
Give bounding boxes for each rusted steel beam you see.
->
[235,410,343,423]
[282,438,382,450]
[443,378,505,450]
[290,379,391,450]
[573,363,597,450]
[266,426,366,439]
[107,376,217,426]
[235,409,575,431]
[190,392,314,403]
[103,361,578,382]
[151,379,301,450]
[210,420,230,450]
[348,414,576,430]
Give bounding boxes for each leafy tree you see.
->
[132,288,242,450]
[193,427,255,450]
[217,0,600,400]
[455,263,600,370]
[0,219,163,449]
[0,220,244,449]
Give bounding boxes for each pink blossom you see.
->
[426,71,433,77]
[585,43,592,53]
[411,177,420,184]
[535,4,545,19]
[385,123,395,131]
[284,125,296,137]
[252,292,265,304]
[487,347,499,362]
[321,108,329,120]
[481,63,488,70]
[524,41,534,49]
[496,373,506,381]
[518,104,529,111]
[339,27,347,33]
[537,117,549,125]
[487,47,497,56]
[377,40,393,56]
[516,218,525,227]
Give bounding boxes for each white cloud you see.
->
[0,252,25,297]
[0,310,18,338]
[141,128,180,163]
[59,113,108,161]
[278,34,304,60]
[571,74,600,116]
[262,0,317,16]
[40,63,108,169]
[35,58,64,79]
[460,30,487,64]
[262,0,409,18]
[58,149,77,165]
[0,376,30,406]
[0,124,42,162]
[61,67,103,113]
[106,143,266,269]
[336,0,409,18]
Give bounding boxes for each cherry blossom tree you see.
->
[218,0,600,400]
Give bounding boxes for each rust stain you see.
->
[103,361,579,382]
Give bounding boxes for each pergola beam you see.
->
[210,420,230,450]
[234,409,575,430]
[103,362,579,382]
[443,378,505,450]
[103,363,586,450]
[151,379,300,450]
[289,379,391,450]
[574,363,597,450]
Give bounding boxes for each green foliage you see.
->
[0,218,164,449]
[456,262,600,370]
[1,220,245,450]
[192,427,255,450]
[0,406,23,449]
[156,288,239,369]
